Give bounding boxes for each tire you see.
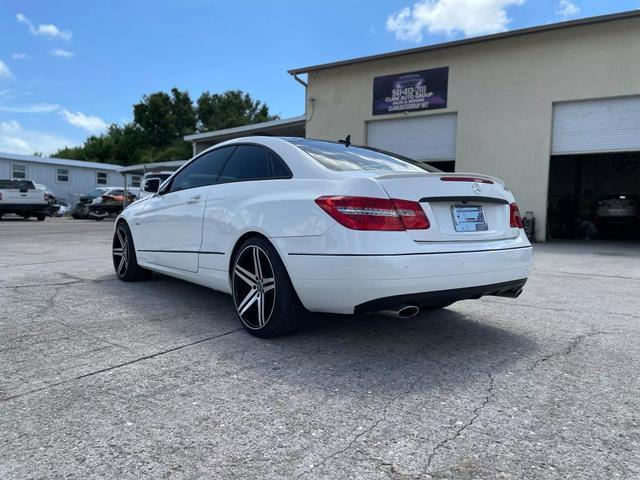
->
[112,221,152,281]
[231,236,304,338]
[36,214,46,221]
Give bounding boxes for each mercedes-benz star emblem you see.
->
[472,183,482,195]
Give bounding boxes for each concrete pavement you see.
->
[1,218,639,479]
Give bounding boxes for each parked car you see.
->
[88,188,138,220]
[112,137,532,338]
[71,187,111,219]
[54,199,71,217]
[34,183,57,216]
[0,179,48,221]
[595,193,639,222]
[595,193,640,236]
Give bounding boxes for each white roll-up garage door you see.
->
[552,96,640,155]
[367,113,457,161]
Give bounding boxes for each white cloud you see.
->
[16,13,72,40]
[556,0,579,18]
[0,103,60,113]
[11,53,28,60]
[0,120,73,155]
[0,60,14,79]
[387,0,526,42]
[60,109,108,133]
[51,48,74,59]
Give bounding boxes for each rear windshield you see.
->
[85,189,107,198]
[285,138,440,173]
[0,179,35,189]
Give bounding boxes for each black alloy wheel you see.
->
[232,237,304,337]
[112,222,151,281]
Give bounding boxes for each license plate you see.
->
[451,205,488,232]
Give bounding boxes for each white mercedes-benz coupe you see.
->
[113,136,532,337]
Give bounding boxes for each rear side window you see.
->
[286,138,434,173]
[0,179,35,189]
[218,145,291,183]
[169,146,235,193]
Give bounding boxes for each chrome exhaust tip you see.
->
[494,287,523,298]
[378,305,420,319]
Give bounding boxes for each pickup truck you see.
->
[0,179,49,221]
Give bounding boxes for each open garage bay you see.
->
[1,219,639,479]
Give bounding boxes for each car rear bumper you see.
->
[277,241,533,314]
[353,278,527,314]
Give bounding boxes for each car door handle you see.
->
[186,195,201,204]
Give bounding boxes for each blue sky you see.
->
[0,0,637,155]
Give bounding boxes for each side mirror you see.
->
[144,178,161,193]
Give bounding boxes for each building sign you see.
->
[372,67,449,115]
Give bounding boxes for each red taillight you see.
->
[391,198,430,230]
[440,176,494,184]
[510,203,523,229]
[315,196,429,231]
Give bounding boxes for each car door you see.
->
[135,147,235,272]
[199,144,292,271]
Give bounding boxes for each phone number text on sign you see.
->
[373,67,448,116]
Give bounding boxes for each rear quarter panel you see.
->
[197,176,388,273]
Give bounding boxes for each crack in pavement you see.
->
[480,298,640,322]
[0,256,105,268]
[0,277,117,289]
[533,269,640,281]
[296,369,433,479]
[423,372,495,473]
[0,328,243,402]
[418,330,612,474]
[528,331,610,371]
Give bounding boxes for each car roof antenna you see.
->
[338,134,351,147]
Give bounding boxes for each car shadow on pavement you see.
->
[122,273,537,396]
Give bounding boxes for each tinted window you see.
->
[285,138,437,173]
[218,145,288,183]
[271,155,291,177]
[85,188,106,198]
[0,179,35,189]
[170,147,234,192]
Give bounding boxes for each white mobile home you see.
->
[0,152,136,205]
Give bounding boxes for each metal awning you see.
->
[117,160,186,176]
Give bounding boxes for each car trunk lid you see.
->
[375,172,519,242]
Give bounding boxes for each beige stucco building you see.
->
[188,11,640,242]
[288,11,640,242]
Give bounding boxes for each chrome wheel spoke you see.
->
[238,290,259,316]
[257,294,265,326]
[252,247,263,280]
[116,229,126,248]
[117,253,126,275]
[112,247,124,257]
[234,264,256,287]
[263,277,275,293]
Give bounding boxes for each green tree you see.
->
[196,90,278,132]
[133,88,196,148]
[51,88,275,165]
